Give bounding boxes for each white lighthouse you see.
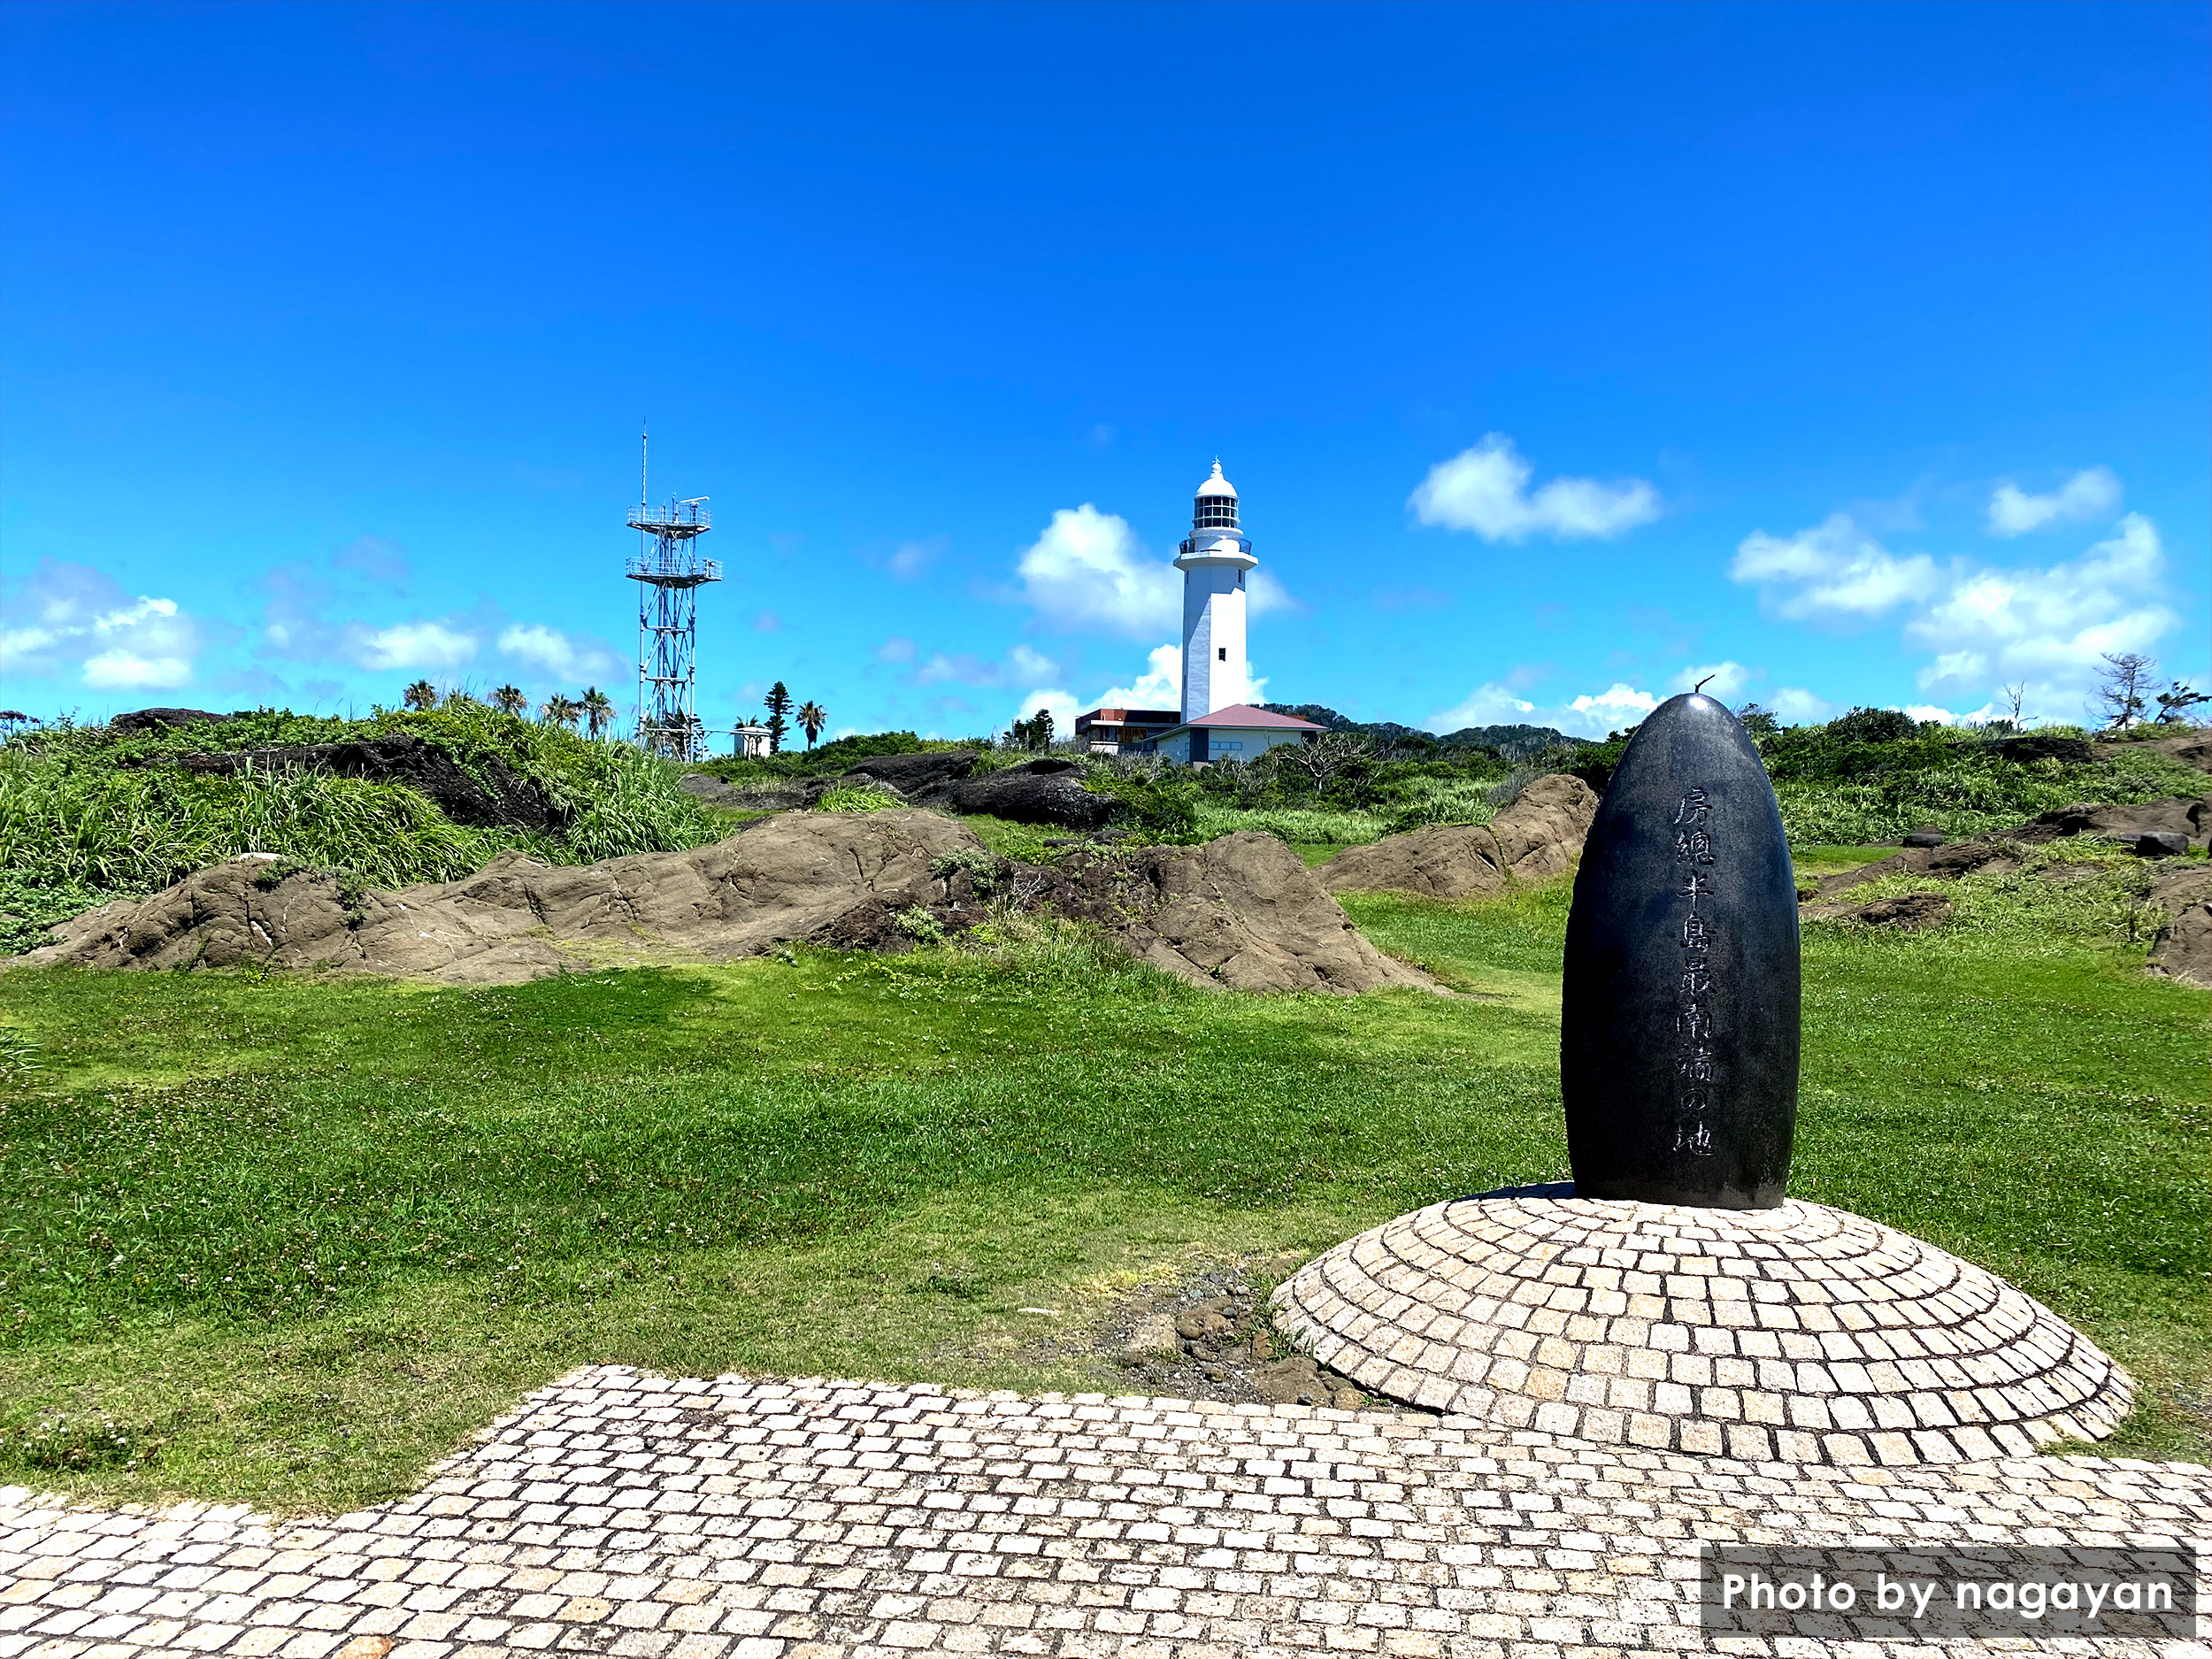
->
[1176,461,1257,719]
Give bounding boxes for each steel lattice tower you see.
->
[626,435,720,759]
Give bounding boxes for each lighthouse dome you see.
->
[1193,461,1240,531]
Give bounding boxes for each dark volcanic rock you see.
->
[841,750,977,793]
[2135,831,2191,858]
[919,759,1118,830]
[2014,795,2210,849]
[1807,891,1955,930]
[1901,829,1945,849]
[111,707,229,733]
[1811,838,2023,898]
[1561,692,1799,1210]
[145,734,562,830]
[1991,733,2093,764]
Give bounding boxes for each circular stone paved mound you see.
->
[1271,1187,2132,1466]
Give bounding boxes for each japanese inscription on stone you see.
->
[1673,786,1716,1157]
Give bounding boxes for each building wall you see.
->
[1153,725,1310,765]
[1179,566,1248,718]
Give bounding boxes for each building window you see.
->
[1217,740,1243,750]
[1217,647,1227,661]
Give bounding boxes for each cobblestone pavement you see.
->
[1274,1195,2133,1464]
[2,1364,2205,1658]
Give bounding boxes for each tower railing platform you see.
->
[626,501,712,534]
[626,549,723,585]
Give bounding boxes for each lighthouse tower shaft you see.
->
[1176,463,1257,720]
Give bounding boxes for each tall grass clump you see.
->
[1770,743,2202,843]
[0,703,727,952]
[1190,803,1393,845]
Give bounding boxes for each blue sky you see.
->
[4,1,2206,741]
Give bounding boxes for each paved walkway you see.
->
[1,1364,2206,1658]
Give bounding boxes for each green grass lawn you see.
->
[1,860,2204,1513]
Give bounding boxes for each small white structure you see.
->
[733,722,772,758]
[1177,462,1257,720]
[1147,703,1323,765]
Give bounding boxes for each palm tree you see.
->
[492,685,527,717]
[541,693,581,730]
[403,680,439,711]
[796,700,826,749]
[581,687,615,741]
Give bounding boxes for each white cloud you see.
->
[1016,505,1178,637]
[1564,683,1663,732]
[82,649,192,689]
[1770,687,1836,724]
[887,538,941,580]
[0,562,207,691]
[1986,466,2122,537]
[1248,570,1298,615]
[1008,643,1058,682]
[349,621,478,672]
[1906,512,2178,692]
[877,636,918,664]
[1671,661,1753,698]
[1904,704,1955,726]
[1731,513,1941,621]
[1087,643,1181,710]
[1732,500,2183,710]
[496,623,621,682]
[1409,434,1661,542]
[915,644,1060,688]
[1426,680,1659,740]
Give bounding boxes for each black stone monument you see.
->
[1561,692,1799,1208]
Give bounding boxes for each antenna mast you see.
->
[625,433,720,761]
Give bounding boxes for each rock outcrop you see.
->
[109,707,232,733]
[1317,774,1599,899]
[1045,832,1435,994]
[913,757,1119,831]
[2093,731,2212,773]
[845,750,978,794]
[120,733,563,831]
[19,810,981,985]
[2147,862,2212,988]
[673,751,1115,830]
[2013,795,2210,849]
[1991,733,2093,764]
[1809,838,2025,899]
[1801,891,1955,930]
[15,812,1432,995]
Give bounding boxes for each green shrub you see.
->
[894,905,946,942]
[929,847,1002,895]
[1383,775,1501,833]
[690,731,985,782]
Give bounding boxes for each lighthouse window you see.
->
[1217,647,1227,661]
